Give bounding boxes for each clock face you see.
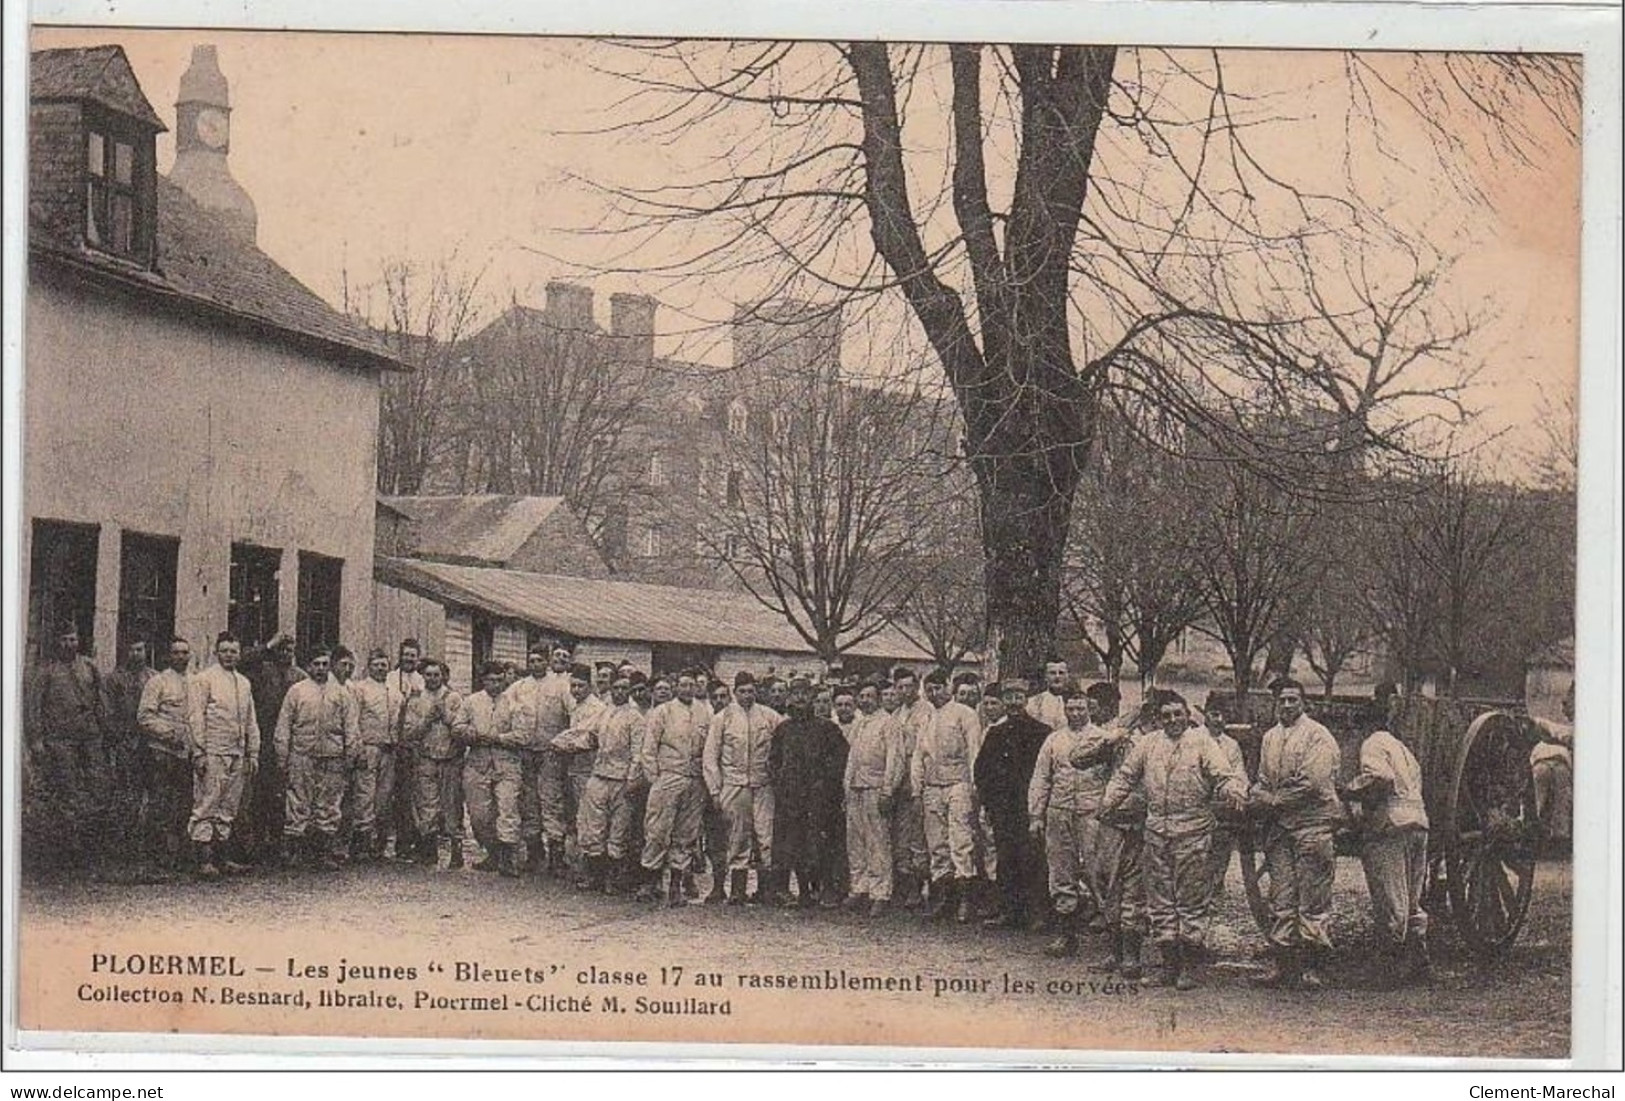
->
[195,107,229,150]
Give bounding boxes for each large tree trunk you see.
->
[980,470,1076,683]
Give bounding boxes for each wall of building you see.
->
[369,581,447,660]
[576,639,653,672]
[492,621,529,669]
[443,608,474,695]
[508,506,611,579]
[25,278,381,669]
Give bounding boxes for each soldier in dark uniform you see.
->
[23,621,111,872]
[973,677,1052,931]
[239,634,306,863]
[768,674,849,908]
[103,639,157,876]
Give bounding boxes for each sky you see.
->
[29,28,1583,470]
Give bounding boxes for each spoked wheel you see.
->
[1443,711,1539,956]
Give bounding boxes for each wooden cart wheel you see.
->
[1442,710,1539,956]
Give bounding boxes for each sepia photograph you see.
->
[5,2,1618,1070]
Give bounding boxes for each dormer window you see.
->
[84,119,153,264]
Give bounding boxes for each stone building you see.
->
[24,44,406,669]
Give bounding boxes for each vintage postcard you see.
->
[6,0,1620,1070]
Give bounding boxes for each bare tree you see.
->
[575,44,1573,676]
[1192,455,1323,697]
[1530,383,1579,493]
[893,475,987,675]
[356,256,486,495]
[703,370,944,664]
[456,302,652,542]
[1297,520,1380,697]
[1402,463,1532,694]
[1064,416,1206,685]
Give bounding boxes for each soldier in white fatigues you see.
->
[346,650,403,860]
[460,661,524,877]
[186,634,260,878]
[914,670,983,923]
[136,638,195,871]
[703,671,783,905]
[640,672,711,906]
[1028,692,1102,956]
[1343,725,1431,987]
[1250,679,1344,990]
[844,681,901,915]
[554,671,646,893]
[1101,693,1246,990]
[1026,660,1071,731]
[273,648,357,870]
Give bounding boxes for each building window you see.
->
[698,458,715,496]
[728,399,749,439]
[229,544,282,651]
[28,519,100,660]
[771,408,790,437]
[118,532,179,662]
[725,469,743,508]
[640,526,662,558]
[85,124,150,263]
[648,451,666,488]
[724,534,741,560]
[296,552,344,666]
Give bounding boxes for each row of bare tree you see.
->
[1064,416,1576,697]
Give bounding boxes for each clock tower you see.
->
[169,44,257,242]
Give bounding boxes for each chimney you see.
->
[545,281,595,333]
[610,293,657,363]
[732,300,842,379]
[170,44,258,242]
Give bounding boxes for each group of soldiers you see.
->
[25,624,1437,993]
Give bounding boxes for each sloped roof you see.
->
[375,556,933,662]
[31,176,405,372]
[31,46,167,130]
[380,495,568,565]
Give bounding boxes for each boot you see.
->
[446,838,465,870]
[1120,930,1144,982]
[897,873,921,911]
[1044,908,1079,958]
[352,831,376,864]
[666,870,686,908]
[770,869,796,907]
[1252,946,1301,989]
[1174,942,1200,991]
[472,844,501,873]
[1298,946,1327,991]
[744,870,764,905]
[954,878,976,924]
[1150,941,1179,987]
[1403,936,1433,985]
[546,841,569,879]
[194,841,221,880]
[684,871,701,902]
[709,865,729,904]
[1092,931,1124,973]
[728,868,748,906]
[925,877,953,922]
[312,833,341,871]
[868,895,891,918]
[634,865,663,903]
[498,842,521,879]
